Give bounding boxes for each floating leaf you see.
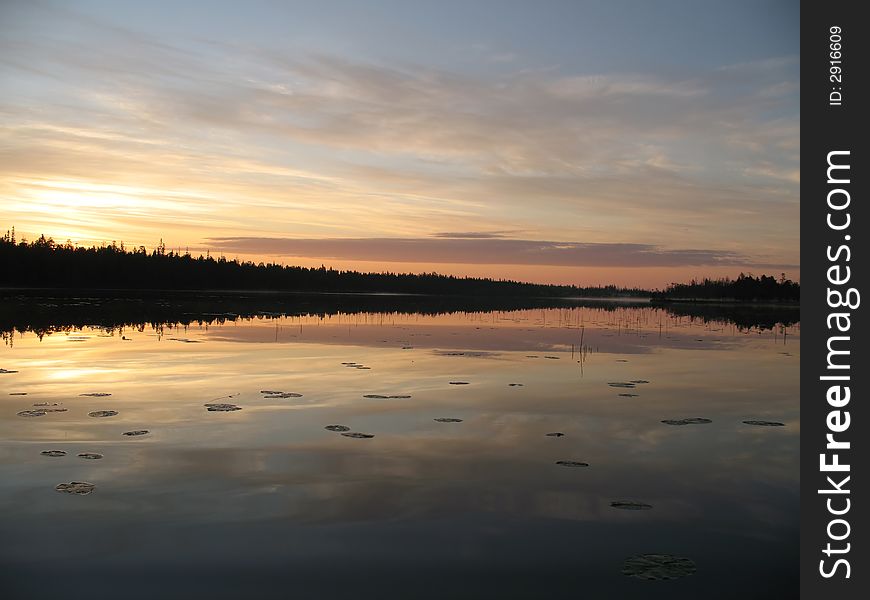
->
[508,383,524,387]
[630,380,650,384]
[204,403,241,412]
[434,417,463,423]
[743,420,785,427]
[363,394,411,399]
[608,382,637,388]
[42,407,68,413]
[18,409,46,417]
[555,460,589,467]
[0,368,19,374]
[80,393,112,397]
[263,392,303,398]
[325,425,350,432]
[9,392,27,395]
[621,554,696,580]
[55,482,95,495]
[88,410,118,418]
[78,452,103,460]
[545,432,565,437]
[543,356,560,360]
[611,501,653,510]
[341,432,374,439]
[41,450,67,457]
[449,382,470,385]
[618,393,640,398]
[123,430,149,436]
[661,418,712,426]
[260,390,283,394]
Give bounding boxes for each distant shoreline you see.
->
[0,288,800,307]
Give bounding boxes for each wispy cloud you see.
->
[205,236,795,269]
[0,2,799,284]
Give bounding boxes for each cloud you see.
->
[0,5,799,281]
[204,236,795,269]
[431,231,513,239]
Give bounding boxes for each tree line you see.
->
[0,231,799,301]
[0,231,646,297]
[652,273,799,302]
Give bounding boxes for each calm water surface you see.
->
[1,305,799,599]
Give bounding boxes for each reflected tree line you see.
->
[1,289,799,342]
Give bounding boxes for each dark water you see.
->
[0,299,799,599]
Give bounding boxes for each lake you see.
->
[0,298,799,599]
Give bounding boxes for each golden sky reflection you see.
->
[0,306,798,595]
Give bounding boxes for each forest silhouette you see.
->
[1,230,799,302]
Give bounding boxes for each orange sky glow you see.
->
[0,1,799,289]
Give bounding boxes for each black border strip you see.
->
[801,2,867,597]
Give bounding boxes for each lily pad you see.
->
[449,382,470,385]
[630,380,650,384]
[608,382,637,388]
[611,501,653,510]
[78,452,103,460]
[545,432,565,437]
[661,418,712,426]
[88,410,118,418]
[508,383,524,387]
[743,420,785,427]
[18,409,47,417]
[618,393,640,398]
[55,482,96,495]
[341,432,374,439]
[204,403,242,412]
[42,407,69,413]
[41,450,67,457]
[263,392,303,398]
[555,460,589,467]
[434,351,500,358]
[80,393,112,397]
[434,417,463,423]
[621,554,696,581]
[123,430,150,436]
[363,394,412,399]
[260,390,283,394]
[543,356,560,360]
[10,392,27,395]
[325,425,351,432]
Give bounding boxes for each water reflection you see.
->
[0,303,798,599]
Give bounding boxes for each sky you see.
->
[0,0,800,288]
